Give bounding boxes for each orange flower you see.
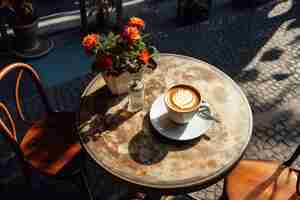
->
[82,34,98,51]
[128,17,145,28]
[138,49,150,64]
[122,26,141,44]
[97,55,113,70]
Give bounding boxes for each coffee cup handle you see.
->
[197,101,219,122]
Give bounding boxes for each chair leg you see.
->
[79,169,94,200]
[79,0,88,34]
[0,19,8,40]
[78,152,94,200]
[23,165,32,186]
[13,144,32,188]
[177,0,183,19]
[0,10,10,53]
[116,0,123,27]
[219,180,229,200]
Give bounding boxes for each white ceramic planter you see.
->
[103,72,131,95]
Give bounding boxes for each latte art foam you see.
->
[172,89,197,110]
[165,85,201,112]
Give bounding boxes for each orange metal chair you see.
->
[223,145,300,200]
[0,63,93,199]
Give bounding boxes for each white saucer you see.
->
[149,95,213,141]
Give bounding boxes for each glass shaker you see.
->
[128,78,144,113]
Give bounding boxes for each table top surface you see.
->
[78,54,253,190]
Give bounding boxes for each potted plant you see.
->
[7,0,53,58]
[82,17,158,95]
[94,0,114,25]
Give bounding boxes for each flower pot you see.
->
[13,18,39,49]
[103,71,143,95]
[103,72,131,95]
[12,17,54,59]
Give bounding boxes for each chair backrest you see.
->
[0,101,16,142]
[283,144,300,167]
[0,63,53,142]
[283,144,300,196]
[0,100,36,182]
[0,100,28,167]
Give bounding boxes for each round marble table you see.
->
[78,54,253,197]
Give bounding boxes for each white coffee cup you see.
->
[164,84,209,124]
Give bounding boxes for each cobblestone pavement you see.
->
[189,0,300,199]
[1,0,300,200]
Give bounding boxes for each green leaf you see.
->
[142,33,151,40]
[79,124,91,134]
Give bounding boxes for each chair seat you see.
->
[20,112,81,176]
[226,160,299,200]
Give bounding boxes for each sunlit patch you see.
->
[267,1,292,18]
[118,143,129,154]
